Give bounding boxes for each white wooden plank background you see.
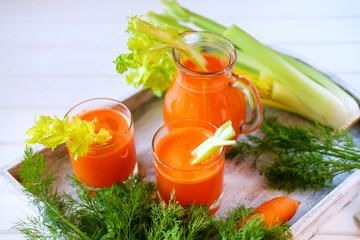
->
[1,0,360,239]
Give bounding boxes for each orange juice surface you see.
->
[154,126,225,208]
[163,53,246,137]
[69,108,137,187]
[182,53,228,72]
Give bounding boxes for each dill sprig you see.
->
[14,148,292,239]
[203,206,292,240]
[226,115,360,192]
[15,147,92,240]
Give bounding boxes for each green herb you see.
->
[14,148,292,239]
[205,206,292,240]
[226,115,360,192]
[25,114,111,160]
[14,148,93,240]
[114,14,207,97]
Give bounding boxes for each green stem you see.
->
[336,145,360,155]
[146,11,260,75]
[161,0,226,35]
[187,14,226,35]
[43,197,91,240]
[128,16,207,72]
[315,147,360,162]
[126,209,136,239]
[288,159,360,172]
[146,11,192,32]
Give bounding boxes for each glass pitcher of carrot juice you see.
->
[163,31,262,137]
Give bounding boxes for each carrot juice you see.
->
[152,119,225,213]
[164,53,245,137]
[66,98,137,188]
[164,31,262,136]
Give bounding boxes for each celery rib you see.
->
[191,121,236,165]
[223,25,360,130]
[128,17,207,72]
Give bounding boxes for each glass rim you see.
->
[64,97,133,149]
[171,31,237,77]
[152,118,225,173]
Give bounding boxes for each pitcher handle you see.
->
[231,72,263,134]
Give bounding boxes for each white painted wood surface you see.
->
[1,0,360,239]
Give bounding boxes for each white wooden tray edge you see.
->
[0,158,37,217]
[291,169,360,240]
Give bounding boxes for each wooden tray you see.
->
[2,83,360,240]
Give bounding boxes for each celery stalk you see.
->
[276,50,359,108]
[161,0,226,35]
[156,0,360,129]
[127,17,207,72]
[146,11,192,32]
[235,48,261,75]
[270,80,320,122]
[260,99,299,113]
[223,24,357,129]
[214,120,232,137]
[146,11,260,75]
[191,121,236,165]
[233,67,313,118]
[115,15,211,96]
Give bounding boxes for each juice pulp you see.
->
[163,54,246,137]
[154,125,225,209]
[68,108,137,188]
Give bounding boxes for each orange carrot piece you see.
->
[240,196,300,227]
[256,196,300,226]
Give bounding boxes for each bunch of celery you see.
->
[146,0,360,130]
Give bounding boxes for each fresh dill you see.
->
[226,115,360,192]
[14,148,292,239]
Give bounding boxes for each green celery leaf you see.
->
[114,15,206,97]
[25,114,111,160]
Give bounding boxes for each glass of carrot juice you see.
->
[65,98,137,188]
[152,118,225,214]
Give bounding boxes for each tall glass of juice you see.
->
[163,31,263,138]
[65,98,137,188]
[152,118,225,214]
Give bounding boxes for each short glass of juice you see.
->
[65,98,137,188]
[152,118,225,214]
